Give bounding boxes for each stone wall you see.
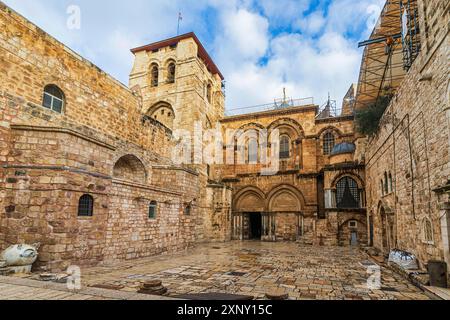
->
[0,3,201,271]
[364,0,449,268]
[218,105,364,243]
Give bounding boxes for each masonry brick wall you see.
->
[364,0,449,267]
[0,3,202,271]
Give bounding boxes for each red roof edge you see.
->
[130,32,224,80]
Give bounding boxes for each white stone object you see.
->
[0,243,40,267]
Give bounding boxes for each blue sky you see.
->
[3,0,384,110]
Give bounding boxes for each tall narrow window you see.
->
[149,201,157,219]
[42,84,65,113]
[388,172,393,193]
[167,62,176,84]
[78,194,94,217]
[206,83,212,104]
[336,177,360,208]
[384,172,389,194]
[280,135,290,159]
[323,132,335,155]
[150,64,159,87]
[248,138,258,164]
[423,218,433,243]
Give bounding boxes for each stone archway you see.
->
[232,187,266,240]
[267,185,305,241]
[378,202,395,254]
[113,154,147,184]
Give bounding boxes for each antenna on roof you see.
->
[177,12,183,36]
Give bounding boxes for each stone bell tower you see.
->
[129,33,231,242]
[129,32,225,133]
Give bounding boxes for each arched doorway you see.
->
[267,185,305,241]
[232,187,266,240]
[379,205,395,254]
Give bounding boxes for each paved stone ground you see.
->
[0,275,177,300]
[80,242,431,300]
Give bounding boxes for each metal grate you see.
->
[78,194,94,216]
[336,177,360,208]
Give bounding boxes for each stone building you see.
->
[0,3,231,271]
[0,0,449,282]
[355,0,450,272]
[214,99,366,246]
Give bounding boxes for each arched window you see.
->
[206,83,212,104]
[247,138,258,164]
[167,62,176,84]
[336,177,360,208]
[150,64,159,87]
[388,172,393,193]
[42,84,65,113]
[279,135,290,159]
[149,201,157,219]
[78,194,94,217]
[381,179,384,196]
[184,204,192,216]
[323,132,335,155]
[423,217,434,243]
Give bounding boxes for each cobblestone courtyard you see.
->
[80,242,430,300]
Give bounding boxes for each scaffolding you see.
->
[355,0,421,110]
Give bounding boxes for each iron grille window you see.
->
[279,136,290,159]
[42,84,64,113]
[184,205,191,216]
[149,201,157,219]
[167,63,176,83]
[336,177,360,208]
[323,132,335,155]
[78,194,94,217]
[151,64,159,87]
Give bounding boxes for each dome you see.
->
[330,142,356,156]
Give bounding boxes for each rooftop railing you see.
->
[225,97,314,117]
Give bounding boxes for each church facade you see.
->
[0,0,449,282]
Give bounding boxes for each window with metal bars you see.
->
[150,64,159,87]
[42,84,65,113]
[78,194,94,217]
[184,204,191,216]
[149,201,157,219]
[336,177,360,208]
[323,132,335,155]
[167,62,176,84]
[279,136,290,159]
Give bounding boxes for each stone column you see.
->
[440,202,450,268]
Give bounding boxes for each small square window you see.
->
[349,221,358,228]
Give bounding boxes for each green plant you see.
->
[355,95,392,136]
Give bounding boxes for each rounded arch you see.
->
[267,118,304,139]
[233,186,266,212]
[267,184,305,212]
[149,62,159,87]
[113,154,147,184]
[331,172,365,189]
[165,59,176,84]
[146,101,175,130]
[317,125,344,138]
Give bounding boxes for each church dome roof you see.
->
[330,142,356,155]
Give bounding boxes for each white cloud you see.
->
[2,0,385,111]
[220,9,269,61]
